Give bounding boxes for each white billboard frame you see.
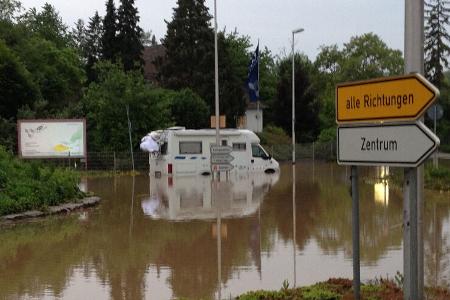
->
[18,119,87,159]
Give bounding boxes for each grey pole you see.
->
[214,0,219,147]
[292,32,295,164]
[126,105,135,173]
[292,164,297,287]
[213,0,220,180]
[404,0,424,299]
[434,105,438,167]
[404,168,419,299]
[351,166,360,300]
[292,28,303,164]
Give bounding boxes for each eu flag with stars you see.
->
[247,44,259,102]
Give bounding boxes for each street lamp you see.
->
[292,28,304,164]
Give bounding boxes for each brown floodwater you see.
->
[0,161,449,299]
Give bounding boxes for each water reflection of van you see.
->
[141,172,280,221]
[148,127,279,176]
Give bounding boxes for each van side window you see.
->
[251,144,267,158]
[233,143,246,151]
[179,141,202,154]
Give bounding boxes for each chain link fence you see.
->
[17,142,336,171]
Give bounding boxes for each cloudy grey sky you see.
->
[19,0,405,59]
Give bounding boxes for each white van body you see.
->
[148,127,279,176]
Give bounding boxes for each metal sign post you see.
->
[351,166,360,300]
[404,1,425,299]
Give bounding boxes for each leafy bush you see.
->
[0,146,84,216]
[258,125,291,145]
[317,127,336,144]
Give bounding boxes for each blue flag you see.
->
[247,44,259,102]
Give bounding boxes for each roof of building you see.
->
[143,45,166,83]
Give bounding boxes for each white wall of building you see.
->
[245,109,263,133]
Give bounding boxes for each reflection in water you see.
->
[0,162,449,299]
[374,167,390,206]
[374,182,389,205]
[292,164,297,288]
[141,172,279,221]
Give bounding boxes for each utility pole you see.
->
[404,1,424,299]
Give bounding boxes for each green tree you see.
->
[271,54,320,142]
[0,0,22,22]
[85,11,103,82]
[313,33,403,139]
[0,39,40,119]
[425,0,450,88]
[82,62,172,151]
[313,45,344,134]
[0,117,16,151]
[216,31,249,126]
[161,1,257,127]
[259,47,278,105]
[116,0,143,71]
[17,37,84,113]
[101,0,117,61]
[159,0,214,102]
[171,88,209,128]
[340,33,403,81]
[70,19,87,55]
[20,3,70,48]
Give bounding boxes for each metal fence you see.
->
[267,141,336,162]
[19,142,337,171]
[28,152,150,171]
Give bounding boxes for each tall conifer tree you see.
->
[116,0,143,71]
[71,19,87,56]
[101,0,117,61]
[86,11,103,82]
[425,0,450,88]
[159,0,214,103]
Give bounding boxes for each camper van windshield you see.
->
[251,144,269,159]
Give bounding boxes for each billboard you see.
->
[18,119,86,158]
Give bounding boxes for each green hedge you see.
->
[0,147,85,216]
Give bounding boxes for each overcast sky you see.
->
[19,0,405,60]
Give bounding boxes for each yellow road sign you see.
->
[336,74,439,123]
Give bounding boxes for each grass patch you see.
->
[0,146,86,216]
[237,277,450,299]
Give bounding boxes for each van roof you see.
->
[172,128,256,137]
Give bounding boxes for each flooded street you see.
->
[1,161,449,299]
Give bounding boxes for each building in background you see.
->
[243,102,263,133]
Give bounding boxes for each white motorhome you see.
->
[148,127,279,176]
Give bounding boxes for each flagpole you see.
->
[257,39,260,133]
[214,0,219,147]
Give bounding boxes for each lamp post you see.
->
[214,0,219,147]
[292,28,304,164]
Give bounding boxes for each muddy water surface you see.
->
[0,161,449,299]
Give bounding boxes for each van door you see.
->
[250,143,271,171]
